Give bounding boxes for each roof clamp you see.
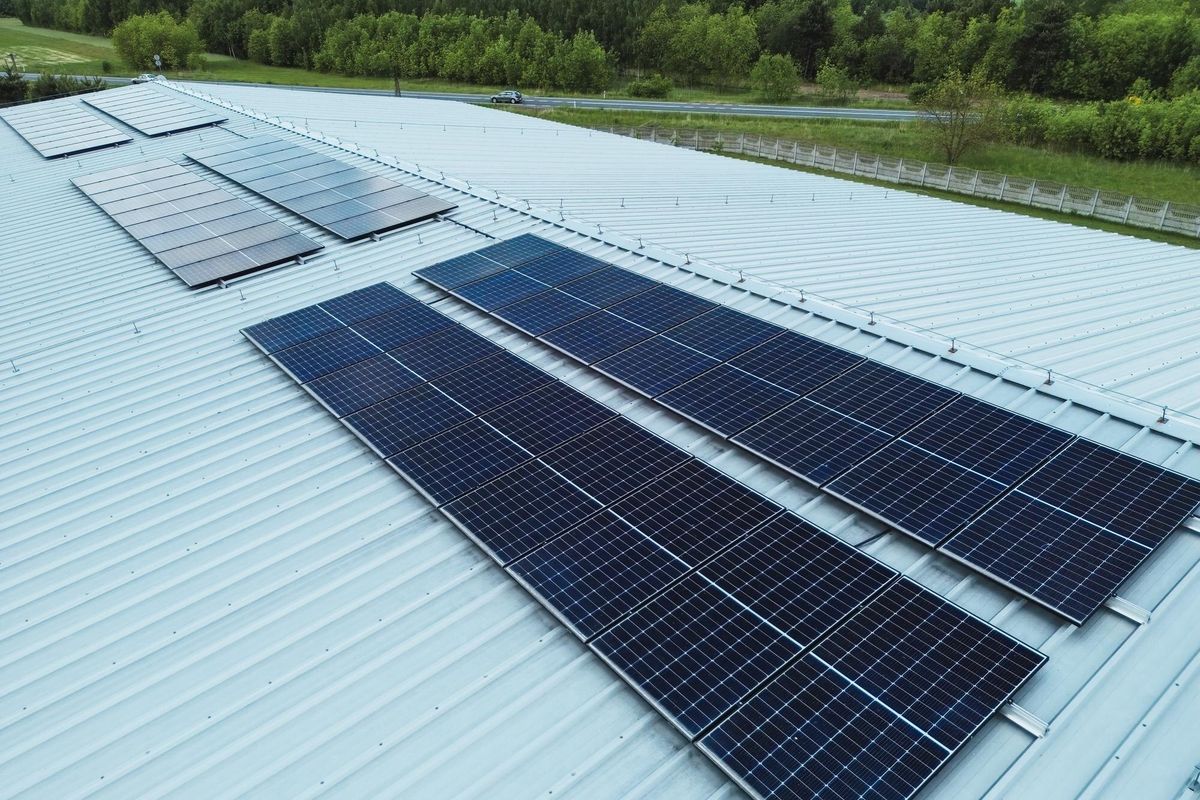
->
[1044,369,1054,386]
[949,337,958,354]
[1186,765,1200,792]
[370,233,381,243]
[9,359,17,374]
[131,321,141,335]
[492,209,498,221]
[1157,405,1169,424]
[525,200,531,210]
[684,253,691,264]
[417,234,423,245]
[620,198,625,208]
[738,270,745,283]
[868,311,877,326]
[333,259,340,272]
[799,289,806,303]
[238,289,245,302]
[637,237,644,249]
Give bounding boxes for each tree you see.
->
[816,59,857,103]
[111,12,203,71]
[0,59,26,105]
[919,68,1002,163]
[751,52,798,101]
[705,5,759,86]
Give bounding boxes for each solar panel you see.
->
[700,578,1046,800]
[734,361,958,485]
[243,305,343,353]
[726,331,865,396]
[513,248,609,286]
[508,511,692,640]
[317,282,419,324]
[558,267,660,307]
[82,84,226,136]
[385,325,502,380]
[664,307,783,361]
[592,572,802,737]
[413,252,510,290]
[387,417,532,505]
[594,336,720,397]
[305,353,423,418]
[344,383,472,458]
[473,234,563,267]
[351,303,456,351]
[432,352,554,415]
[442,459,605,565]
[480,382,616,456]
[74,160,320,287]
[188,135,456,239]
[541,418,692,504]
[271,327,382,383]
[452,270,549,311]
[493,290,598,336]
[607,285,719,333]
[700,513,898,647]
[827,396,1074,545]
[942,439,1200,623]
[1,101,131,158]
[657,364,800,436]
[540,311,657,364]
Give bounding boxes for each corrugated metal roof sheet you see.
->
[2,81,1199,800]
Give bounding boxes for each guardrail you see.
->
[605,125,1200,239]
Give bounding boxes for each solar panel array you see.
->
[74,159,323,287]
[186,135,457,239]
[415,236,1200,625]
[81,84,226,136]
[246,281,1047,800]
[1,101,131,158]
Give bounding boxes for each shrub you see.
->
[628,74,673,98]
[816,60,857,104]
[100,60,112,74]
[186,53,208,72]
[112,12,204,71]
[750,53,798,102]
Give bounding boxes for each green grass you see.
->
[509,107,1200,208]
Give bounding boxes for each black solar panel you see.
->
[726,331,865,396]
[493,289,598,336]
[432,352,554,415]
[244,305,343,353]
[541,418,692,505]
[271,326,381,383]
[508,511,692,640]
[480,382,616,456]
[74,160,321,287]
[664,307,783,361]
[344,383,473,458]
[318,282,418,324]
[827,396,1074,545]
[188,135,455,239]
[82,84,226,135]
[385,325,502,380]
[387,417,532,505]
[352,303,456,351]
[592,572,802,737]
[540,311,657,364]
[452,270,549,311]
[473,234,563,267]
[594,336,720,397]
[413,252,510,290]
[657,364,800,436]
[514,248,609,286]
[608,285,719,333]
[443,459,604,565]
[559,267,660,307]
[306,353,423,417]
[1,102,131,158]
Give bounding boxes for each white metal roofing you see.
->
[1,82,1199,800]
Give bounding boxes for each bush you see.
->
[26,73,106,101]
[750,53,798,102]
[100,60,112,74]
[907,82,932,103]
[816,60,857,105]
[186,53,209,72]
[112,12,204,71]
[628,74,673,98]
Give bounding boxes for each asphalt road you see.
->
[62,74,922,122]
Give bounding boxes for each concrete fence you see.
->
[605,125,1200,239]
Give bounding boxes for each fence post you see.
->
[969,170,980,195]
[1057,184,1067,211]
[1121,196,1134,224]
[851,151,859,174]
[696,130,700,150]
[738,133,744,153]
[832,147,839,171]
[919,163,928,187]
[873,158,880,179]
[1089,189,1100,216]
[998,175,1008,201]
[1158,201,1171,230]
[945,168,953,190]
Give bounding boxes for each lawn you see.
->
[508,107,1200,208]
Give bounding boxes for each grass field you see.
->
[510,107,1200,208]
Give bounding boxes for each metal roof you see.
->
[1,81,1198,800]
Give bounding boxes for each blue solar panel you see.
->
[700,513,898,647]
[344,383,472,457]
[594,336,720,397]
[432,352,554,414]
[541,418,692,505]
[317,282,417,324]
[452,270,549,311]
[443,459,604,565]
[558,267,659,307]
[271,327,380,383]
[514,248,608,286]
[243,305,343,353]
[306,353,423,417]
[610,460,782,565]
[540,311,656,364]
[352,303,455,351]
[414,252,509,290]
[387,417,531,505]
[607,285,719,333]
[592,572,802,737]
[480,382,616,456]
[508,511,692,640]
[664,307,783,361]
[493,289,598,336]
[826,396,1074,545]
[726,331,864,396]
[657,364,800,436]
[474,234,563,267]
[385,324,502,380]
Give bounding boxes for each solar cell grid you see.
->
[594,336,720,397]
[413,253,510,290]
[442,459,605,565]
[351,303,455,351]
[82,85,226,136]
[480,382,616,456]
[243,305,343,353]
[514,248,609,286]
[474,234,563,267]
[664,306,784,361]
[452,270,549,311]
[344,383,473,458]
[493,289,598,336]
[318,282,418,324]
[386,325,502,380]
[657,365,800,437]
[305,353,423,418]
[592,573,802,738]
[806,360,959,436]
[1,103,132,158]
[272,326,381,384]
[608,285,719,333]
[540,311,657,364]
[432,352,554,415]
[558,267,660,307]
[388,417,533,505]
[726,331,865,396]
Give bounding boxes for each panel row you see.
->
[245,282,1047,800]
[414,236,1200,625]
[81,84,226,136]
[0,101,130,158]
